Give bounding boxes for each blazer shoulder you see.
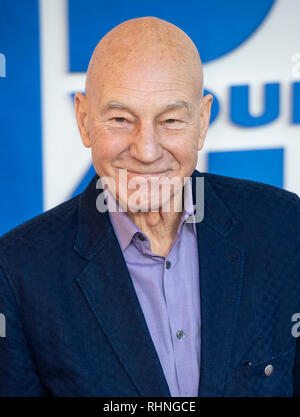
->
[0,194,81,261]
[194,171,300,233]
[199,171,300,207]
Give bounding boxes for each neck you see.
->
[127,190,184,257]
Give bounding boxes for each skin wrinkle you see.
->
[103,100,193,121]
[75,16,212,258]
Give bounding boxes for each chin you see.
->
[128,189,180,213]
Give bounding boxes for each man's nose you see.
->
[130,121,163,164]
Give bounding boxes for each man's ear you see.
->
[75,92,91,148]
[197,93,213,151]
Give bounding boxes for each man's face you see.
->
[76,57,212,212]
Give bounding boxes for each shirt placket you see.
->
[162,226,199,397]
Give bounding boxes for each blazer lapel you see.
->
[74,174,171,397]
[192,172,245,396]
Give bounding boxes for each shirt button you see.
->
[138,233,145,241]
[176,330,185,340]
[264,364,274,376]
[166,260,171,269]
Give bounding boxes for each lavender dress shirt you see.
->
[105,180,200,397]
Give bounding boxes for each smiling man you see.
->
[0,17,299,397]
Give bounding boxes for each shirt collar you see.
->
[105,178,197,252]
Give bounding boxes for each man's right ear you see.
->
[75,92,91,148]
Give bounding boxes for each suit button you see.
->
[264,364,274,376]
[176,330,185,340]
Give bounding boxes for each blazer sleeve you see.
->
[0,263,46,396]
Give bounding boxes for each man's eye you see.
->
[112,117,127,123]
[164,119,177,123]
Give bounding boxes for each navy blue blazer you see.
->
[0,170,299,397]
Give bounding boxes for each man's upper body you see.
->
[0,170,299,397]
[0,16,299,397]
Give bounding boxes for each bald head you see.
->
[85,16,203,100]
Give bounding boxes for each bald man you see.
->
[0,17,299,398]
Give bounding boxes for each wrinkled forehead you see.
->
[86,47,203,107]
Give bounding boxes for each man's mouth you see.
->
[126,169,169,176]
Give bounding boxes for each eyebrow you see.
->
[165,100,193,116]
[103,100,193,116]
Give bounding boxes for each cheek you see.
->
[89,123,127,162]
[171,133,198,164]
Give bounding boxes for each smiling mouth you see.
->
[126,170,169,176]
